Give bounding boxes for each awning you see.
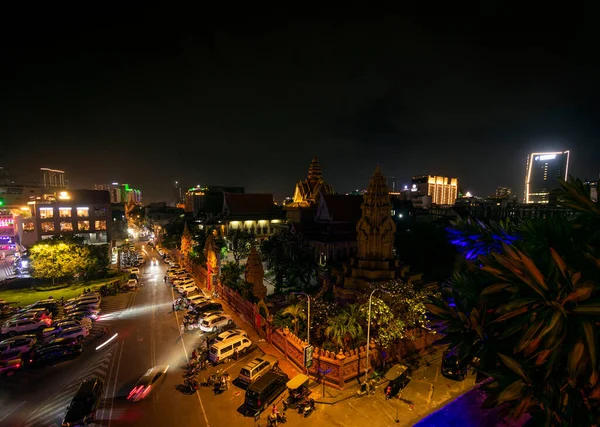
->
[286,374,310,390]
[385,364,408,381]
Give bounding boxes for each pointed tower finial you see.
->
[308,156,323,182]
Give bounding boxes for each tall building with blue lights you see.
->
[525,150,570,204]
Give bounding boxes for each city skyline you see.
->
[2,7,599,202]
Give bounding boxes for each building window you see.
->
[59,207,72,218]
[77,207,89,217]
[23,222,35,233]
[39,207,54,219]
[78,221,90,231]
[41,221,55,232]
[94,207,106,217]
[95,220,107,230]
[60,221,74,232]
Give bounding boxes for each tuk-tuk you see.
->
[385,364,409,395]
[282,374,310,410]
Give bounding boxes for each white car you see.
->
[178,284,199,294]
[0,335,38,355]
[65,299,100,311]
[1,319,49,336]
[127,279,138,289]
[200,314,233,333]
[215,329,248,343]
[43,326,89,344]
[186,294,209,306]
[130,268,140,275]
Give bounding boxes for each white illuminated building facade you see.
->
[525,151,570,204]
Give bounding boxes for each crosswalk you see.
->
[20,343,117,427]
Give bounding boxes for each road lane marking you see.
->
[172,285,211,427]
[0,400,25,422]
[107,341,124,427]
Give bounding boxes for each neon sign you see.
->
[0,219,14,227]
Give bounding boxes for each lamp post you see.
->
[365,288,380,380]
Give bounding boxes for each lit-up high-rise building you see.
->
[411,175,458,205]
[525,151,570,204]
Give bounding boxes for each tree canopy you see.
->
[29,237,109,282]
[261,229,317,292]
[427,178,600,426]
[228,228,254,263]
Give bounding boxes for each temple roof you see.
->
[222,193,275,216]
[317,195,363,223]
[290,157,335,207]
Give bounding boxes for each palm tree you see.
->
[324,304,364,351]
[281,304,306,337]
[427,178,600,426]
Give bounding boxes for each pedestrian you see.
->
[180,323,185,334]
[172,301,175,312]
[191,349,198,361]
[164,275,167,283]
[233,348,239,360]
[385,385,392,400]
[226,373,231,390]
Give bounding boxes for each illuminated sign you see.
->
[539,154,556,160]
[0,236,14,243]
[58,191,70,200]
[0,219,14,227]
[411,184,418,192]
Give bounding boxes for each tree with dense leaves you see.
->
[228,228,254,264]
[29,237,109,283]
[356,280,433,350]
[281,303,307,337]
[427,178,600,426]
[324,304,364,351]
[260,229,316,292]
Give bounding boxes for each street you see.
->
[0,244,475,427]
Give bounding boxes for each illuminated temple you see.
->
[285,157,334,223]
[333,165,400,301]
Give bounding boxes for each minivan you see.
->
[238,355,279,385]
[244,371,289,413]
[208,336,252,364]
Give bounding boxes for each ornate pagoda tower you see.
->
[335,165,397,300]
[245,245,267,301]
[285,156,335,223]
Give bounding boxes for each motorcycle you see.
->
[183,378,199,392]
[267,411,287,426]
[207,370,222,387]
[301,399,316,417]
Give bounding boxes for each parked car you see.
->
[130,268,140,275]
[441,350,469,380]
[127,279,138,289]
[178,284,198,295]
[200,314,233,333]
[0,355,22,376]
[43,326,89,344]
[186,294,209,306]
[63,310,99,322]
[244,371,289,412]
[62,378,104,426]
[127,365,169,401]
[215,329,248,343]
[0,335,37,356]
[238,355,279,385]
[1,319,49,336]
[28,343,84,366]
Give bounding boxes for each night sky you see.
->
[2,6,599,202]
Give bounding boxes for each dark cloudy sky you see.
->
[2,5,599,202]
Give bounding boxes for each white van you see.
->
[208,336,252,364]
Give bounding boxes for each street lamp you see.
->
[365,288,380,380]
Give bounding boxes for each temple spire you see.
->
[356,165,396,260]
[307,156,323,182]
[245,245,267,300]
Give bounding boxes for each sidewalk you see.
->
[309,345,447,405]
